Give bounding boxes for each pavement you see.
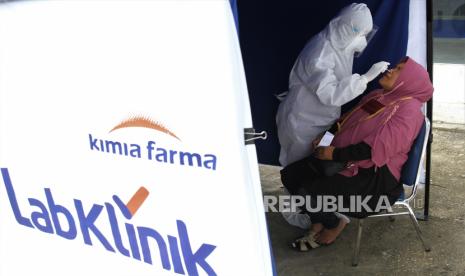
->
[433,38,465,125]
[259,127,465,275]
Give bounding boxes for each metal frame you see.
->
[352,118,432,266]
[422,0,434,221]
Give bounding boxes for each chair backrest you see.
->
[400,117,430,187]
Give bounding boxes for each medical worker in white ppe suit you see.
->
[276,3,389,229]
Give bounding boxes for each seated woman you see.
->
[281,56,433,251]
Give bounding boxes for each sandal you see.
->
[291,231,321,252]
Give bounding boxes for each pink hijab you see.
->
[332,57,434,180]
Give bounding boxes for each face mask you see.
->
[353,36,368,53]
[354,25,378,57]
[345,35,367,57]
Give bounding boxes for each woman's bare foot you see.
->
[315,218,348,245]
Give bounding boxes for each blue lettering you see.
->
[46,188,77,240]
[90,135,218,171]
[74,200,115,252]
[156,148,168,163]
[203,154,217,170]
[1,168,33,228]
[1,168,217,274]
[126,223,141,261]
[123,143,129,156]
[168,235,186,275]
[169,150,177,164]
[105,203,130,257]
[147,141,156,160]
[29,198,54,234]
[178,220,216,276]
[179,152,201,167]
[138,226,171,270]
[130,144,141,158]
[105,140,123,154]
[89,134,100,151]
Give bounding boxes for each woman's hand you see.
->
[313,146,335,160]
[312,133,325,150]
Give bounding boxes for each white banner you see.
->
[0,1,274,275]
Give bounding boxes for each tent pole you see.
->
[422,0,433,221]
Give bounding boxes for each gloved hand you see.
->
[362,61,390,82]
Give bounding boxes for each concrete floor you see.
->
[259,128,465,275]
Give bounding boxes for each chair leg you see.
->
[387,208,395,222]
[352,219,363,266]
[406,205,431,252]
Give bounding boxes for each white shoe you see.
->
[335,212,351,224]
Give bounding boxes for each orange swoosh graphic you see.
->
[110,116,180,141]
[126,186,150,216]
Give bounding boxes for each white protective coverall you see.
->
[277,3,387,229]
[276,3,375,167]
